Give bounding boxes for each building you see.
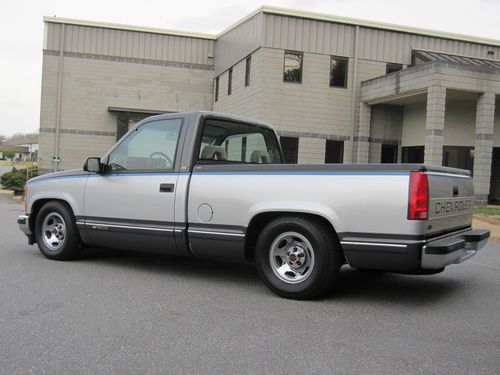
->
[1,134,39,161]
[39,6,500,204]
[0,145,30,161]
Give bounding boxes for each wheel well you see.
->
[244,212,342,261]
[29,199,74,233]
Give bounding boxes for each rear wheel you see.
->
[34,201,83,260]
[255,216,343,299]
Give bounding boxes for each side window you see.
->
[330,56,348,88]
[198,119,282,164]
[107,119,182,171]
[283,51,303,83]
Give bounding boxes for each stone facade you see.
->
[39,9,500,203]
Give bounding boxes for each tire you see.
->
[34,201,83,260]
[255,216,343,300]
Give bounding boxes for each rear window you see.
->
[198,119,282,164]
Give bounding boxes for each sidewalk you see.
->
[473,216,500,241]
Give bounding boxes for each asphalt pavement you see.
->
[1,193,499,374]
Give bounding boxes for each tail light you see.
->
[408,171,428,220]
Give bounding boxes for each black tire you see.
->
[34,201,83,260]
[255,216,343,300]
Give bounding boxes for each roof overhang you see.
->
[43,16,216,40]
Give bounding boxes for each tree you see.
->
[2,151,15,159]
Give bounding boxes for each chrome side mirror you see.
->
[84,157,102,173]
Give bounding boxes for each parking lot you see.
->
[1,193,499,374]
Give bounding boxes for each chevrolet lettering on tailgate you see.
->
[431,197,474,219]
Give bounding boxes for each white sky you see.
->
[0,0,499,137]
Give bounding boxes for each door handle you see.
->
[159,183,175,193]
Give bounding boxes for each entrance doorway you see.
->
[489,148,500,204]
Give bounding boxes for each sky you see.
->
[0,0,499,137]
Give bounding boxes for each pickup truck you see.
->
[18,112,490,299]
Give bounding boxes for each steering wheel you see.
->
[149,151,173,168]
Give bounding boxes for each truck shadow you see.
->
[333,266,464,305]
[79,247,464,304]
[80,247,261,287]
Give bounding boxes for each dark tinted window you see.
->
[402,146,424,163]
[330,56,348,88]
[228,68,232,95]
[214,77,219,102]
[381,144,398,163]
[283,51,303,83]
[245,56,251,87]
[386,63,403,74]
[443,146,474,171]
[280,137,299,164]
[325,140,344,163]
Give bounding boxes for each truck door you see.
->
[82,117,185,254]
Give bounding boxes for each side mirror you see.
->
[84,157,102,173]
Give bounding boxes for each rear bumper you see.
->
[18,214,35,245]
[341,228,490,273]
[421,229,489,269]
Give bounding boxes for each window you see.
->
[386,63,403,74]
[107,119,182,171]
[228,68,232,95]
[330,56,348,88]
[280,137,299,164]
[381,144,398,163]
[214,77,219,102]
[245,55,251,87]
[325,140,344,163]
[198,119,282,164]
[402,146,424,163]
[443,146,474,172]
[283,51,303,83]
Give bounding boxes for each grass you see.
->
[474,206,500,219]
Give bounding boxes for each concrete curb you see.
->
[0,189,22,204]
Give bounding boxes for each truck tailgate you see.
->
[426,168,474,236]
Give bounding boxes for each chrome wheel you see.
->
[41,212,66,252]
[269,231,315,284]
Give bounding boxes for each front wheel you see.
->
[34,201,83,260]
[255,216,343,299]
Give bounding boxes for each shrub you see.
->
[2,151,15,159]
[0,168,38,195]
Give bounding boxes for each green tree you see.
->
[2,150,15,159]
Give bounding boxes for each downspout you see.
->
[54,23,65,172]
[348,25,360,163]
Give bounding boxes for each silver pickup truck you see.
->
[18,112,490,299]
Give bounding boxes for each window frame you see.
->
[380,144,398,163]
[245,55,251,87]
[283,51,303,84]
[386,63,403,74]
[329,56,349,89]
[280,136,299,164]
[324,140,344,164]
[195,118,284,165]
[214,76,219,102]
[103,118,185,174]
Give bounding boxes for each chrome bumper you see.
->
[18,214,34,244]
[421,229,490,269]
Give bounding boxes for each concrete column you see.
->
[424,86,447,166]
[355,102,371,163]
[473,92,496,206]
